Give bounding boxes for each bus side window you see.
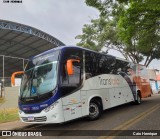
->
[60,49,83,96]
[85,52,91,79]
[85,52,116,78]
[61,63,68,85]
[85,52,100,78]
[68,61,81,85]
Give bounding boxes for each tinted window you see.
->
[98,55,116,74]
[85,52,99,78]
[113,59,130,74]
[60,48,83,96]
[85,51,116,78]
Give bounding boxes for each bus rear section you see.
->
[135,64,152,98]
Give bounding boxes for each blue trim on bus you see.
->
[19,89,61,113]
[118,72,136,100]
[30,46,114,60]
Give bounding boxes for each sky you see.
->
[0,0,159,70]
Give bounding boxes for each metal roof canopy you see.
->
[0,19,65,79]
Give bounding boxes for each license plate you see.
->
[28,116,34,121]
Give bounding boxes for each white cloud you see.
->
[0,0,99,45]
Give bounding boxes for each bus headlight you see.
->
[44,101,58,113]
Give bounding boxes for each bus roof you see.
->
[32,45,133,64]
[33,45,114,58]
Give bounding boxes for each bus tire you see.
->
[135,92,141,105]
[88,100,102,120]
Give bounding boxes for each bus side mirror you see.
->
[11,71,24,86]
[66,59,80,75]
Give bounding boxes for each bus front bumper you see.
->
[19,100,64,124]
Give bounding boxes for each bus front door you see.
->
[61,90,82,121]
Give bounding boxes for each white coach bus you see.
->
[17,46,151,123]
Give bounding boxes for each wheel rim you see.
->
[89,103,99,118]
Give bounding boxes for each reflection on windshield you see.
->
[20,61,58,98]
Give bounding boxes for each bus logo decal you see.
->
[99,77,119,86]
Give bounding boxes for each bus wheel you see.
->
[88,100,102,120]
[135,93,141,105]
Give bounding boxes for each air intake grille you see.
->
[21,116,47,122]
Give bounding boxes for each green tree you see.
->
[118,0,160,66]
[76,0,160,67]
[76,15,130,59]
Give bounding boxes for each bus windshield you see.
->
[20,51,59,99]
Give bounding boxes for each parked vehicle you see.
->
[11,46,152,123]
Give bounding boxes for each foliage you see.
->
[118,0,160,66]
[76,0,160,66]
[76,16,115,52]
[0,108,19,123]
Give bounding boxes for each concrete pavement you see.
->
[0,120,30,130]
[0,94,160,138]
